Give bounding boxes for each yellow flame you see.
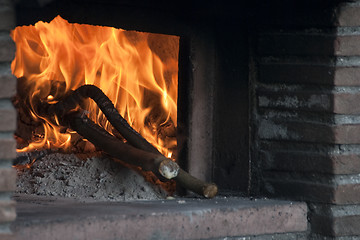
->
[11,16,178,157]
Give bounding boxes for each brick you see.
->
[258,32,335,56]
[0,100,16,132]
[257,90,332,112]
[0,232,14,240]
[259,63,335,85]
[0,201,15,223]
[0,64,16,99]
[0,136,16,159]
[336,3,360,27]
[258,88,360,114]
[310,204,360,237]
[0,168,16,191]
[335,35,360,56]
[332,215,360,236]
[0,34,14,62]
[263,175,335,203]
[333,92,360,114]
[259,119,360,144]
[334,66,360,86]
[333,124,360,144]
[258,119,329,143]
[12,196,308,240]
[264,172,360,204]
[260,151,360,175]
[0,5,14,31]
[260,63,360,86]
[334,183,360,205]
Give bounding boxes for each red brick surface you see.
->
[258,88,360,114]
[0,168,16,192]
[264,175,360,205]
[334,184,360,204]
[259,119,360,144]
[0,100,16,132]
[263,176,335,203]
[310,204,360,237]
[334,66,360,86]
[260,63,360,86]
[333,124,360,144]
[0,34,14,63]
[333,92,360,114]
[258,89,332,112]
[0,233,15,240]
[337,3,360,27]
[335,35,360,56]
[261,151,360,175]
[0,65,16,99]
[0,5,14,31]
[0,137,16,160]
[254,2,360,239]
[0,201,16,223]
[12,196,308,240]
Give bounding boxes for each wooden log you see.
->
[40,84,218,198]
[40,84,157,153]
[65,111,179,180]
[175,169,218,198]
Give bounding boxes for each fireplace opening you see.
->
[12,0,252,200]
[6,1,315,239]
[12,15,182,201]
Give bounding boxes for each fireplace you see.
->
[3,0,360,239]
[11,0,252,195]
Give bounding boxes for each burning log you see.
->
[64,111,179,180]
[38,84,156,153]
[38,84,218,198]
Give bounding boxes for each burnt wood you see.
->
[39,84,218,198]
[64,111,179,180]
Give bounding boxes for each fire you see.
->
[11,16,178,157]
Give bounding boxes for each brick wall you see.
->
[253,1,360,238]
[0,0,17,239]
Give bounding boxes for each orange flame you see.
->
[11,16,178,157]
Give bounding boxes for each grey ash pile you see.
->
[15,152,167,201]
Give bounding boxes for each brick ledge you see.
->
[11,194,307,240]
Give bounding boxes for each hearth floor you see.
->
[11,194,308,240]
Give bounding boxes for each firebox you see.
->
[12,0,252,194]
[12,0,360,239]
[11,15,184,201]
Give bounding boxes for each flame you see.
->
[11,16,178,157]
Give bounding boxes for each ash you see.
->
[16,153,167,201]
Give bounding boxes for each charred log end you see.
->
[175,169,218,198]
[203,184,218,199]
[157,157,179,179]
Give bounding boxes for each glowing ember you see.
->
[11,16,178,157]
